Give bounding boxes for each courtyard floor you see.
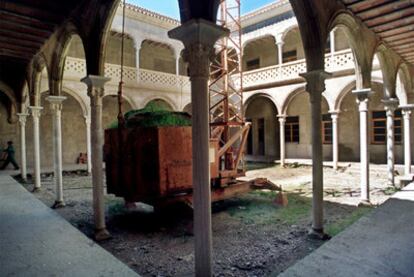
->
[16,161,402,276]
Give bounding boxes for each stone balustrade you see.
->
[64,49,354,93]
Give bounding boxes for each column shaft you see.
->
[278,116,286,167]
[81,76,111,241]
[85,117,92,174]
[47,96,66,207]
[17,113,28,181]
[353,89,373,205]
[277,42,283,66]
[169,20,228,277]
[383,98,399,186]
[331,113,339,170]
[30,106,43,191]
[403,110,412,175]
[300,70,331,238]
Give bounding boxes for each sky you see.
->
[126,0,277,19]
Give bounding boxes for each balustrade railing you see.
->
[238,49,355,88]
[64,57,191,92]
[64,49,354,92]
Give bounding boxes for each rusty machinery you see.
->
[209,0,250,186]
[104,0,284,208]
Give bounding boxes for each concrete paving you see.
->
[276,182,414,277]
[0,175,138,277]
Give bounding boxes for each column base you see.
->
[95,228,111,241]
[52,200,66,209]
[308,228,331,240]
[357,199,372,207]
[32,187,41,193]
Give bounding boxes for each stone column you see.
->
[401,104,414,176]
[277,41,284,67]
[330,111,339,170]
[330,29,336,56]
[169,19,228,277]
[278,115,286,167]
[17,113,29,181]
[300,70,331,239]
[46,96,66,208]
[81,75,111,241]
[383,98,399,186]
[353,89,374,205]
[29,106,43,192]
[84,115,92,174]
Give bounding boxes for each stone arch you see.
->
[61,87,88,117]
[139,39,176,74]
[0,81,18,123]
[280,26,305,62]
[285,89,330,116]
[373,43,401,99]
[396,63,412,105]
[105,31,137,67]
[242,33,276,50]
[335,80,356,111]
[29,53,49,106]
[328,11,377,90]
[245,93,280,158]
[242,35,278,71]
[144,98,174,111]
[285,87,331,160]
[244,93,280,115]
[141,95,177,111]
[183,102,192,115]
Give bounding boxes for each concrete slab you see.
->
[0,175,139,277]
[276,183,414,277]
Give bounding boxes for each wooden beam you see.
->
[0,10,56,31]
[0,36,43,49]
[365,7,414,28]
[387,36,414,46]
[382,30,414,41]
[0,29,46,44]
[355,0,413,20]
[0,50,32,61]
[0,1,64,23]
[378,25,414,38]
[1,20,52,38]
[0,42,38,54]
[348,0,394,13]
[371,15,414,33]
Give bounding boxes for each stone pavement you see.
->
[0,175,138,277]
[276,182,414,277]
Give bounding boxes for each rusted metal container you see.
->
[104,126,219,204]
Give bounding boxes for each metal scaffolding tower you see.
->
[210,0,249,181]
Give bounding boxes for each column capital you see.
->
[16,113,29,125]
[300,70,332,96]
[46,95,66,111]
[81,75,111,99]
[29,106,43,118]
[168,19,229,78]
[352,88,374,102]
[329,110,340,121]
[382,98,399,112]
[278,114,287,124]
[400,104,414,114]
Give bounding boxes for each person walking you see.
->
[1,141,19,170]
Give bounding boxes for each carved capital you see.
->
[17,113,29,125]
[400,104,414,118]
[29,106,43,118]
[182,43,216,78]
[81,75,110,104]
[382,98,399,114]
[168,19,229,79]
[300,70,332,102]
[352,88,374,103]
[46,95,66,112]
